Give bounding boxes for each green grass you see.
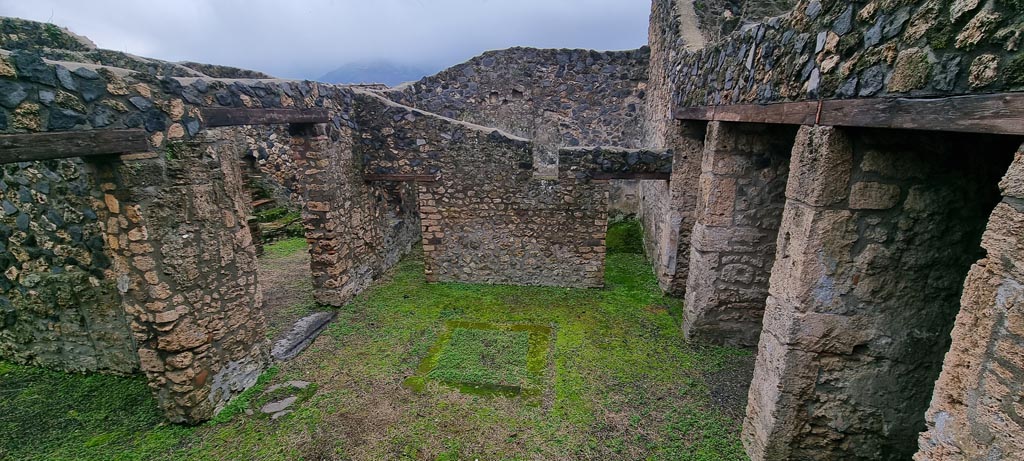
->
[262,236,308,258]
[255,206,301,224]
[429,328,530,387]
[0,363,193,461]
[607,219,644,254]
[1,235,751,460]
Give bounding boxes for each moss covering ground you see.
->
[1,222,751,460]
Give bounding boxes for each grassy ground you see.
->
[1,225,753,460]
[258,237,320,341]
[606,219,645,255]
[0,362,192,461]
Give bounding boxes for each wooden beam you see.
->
[675,93,1024,136]
[592,172,671,180]
[363,173,439,182]
[676,101,818,126]
[0,129,149,164]
[202,108,331,127]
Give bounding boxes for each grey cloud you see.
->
[0,0,649,79]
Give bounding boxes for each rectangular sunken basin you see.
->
[403,321,552,399]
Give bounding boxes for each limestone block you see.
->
[786,126,852,207]
[980,202,1024,278]
[997,145,1024,199]
[768,203,856,309]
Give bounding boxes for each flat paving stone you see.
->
[260,396,297,414]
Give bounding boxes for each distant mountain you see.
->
[318,60,431,87]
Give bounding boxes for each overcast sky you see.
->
[0,0,651,80]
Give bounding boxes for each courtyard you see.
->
[1,226,752,460]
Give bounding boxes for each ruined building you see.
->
[1,0,1022,459]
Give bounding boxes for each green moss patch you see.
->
[607,218,644,254]
[406,321,552,398]
[262,237,308,258]
[0,362,193,461]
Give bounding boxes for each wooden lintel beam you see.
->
[363,174,439,182]
[202,108,331,127]
[0,129,150,164]
[674,92,1024,136]
[592,172,671,180]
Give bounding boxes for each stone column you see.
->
[683,121,792,347]
[119,132,270,424]
[915,144,1024,461]
[744,127,1011,460]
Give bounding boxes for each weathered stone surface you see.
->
[260,396,297,414]
[916,145,1024,460]
[849,182,901,209]
[743,128,1015,460]
[270,311,335,361]
[669,0,1021,107]
[683,122,795,347]
[786,126,852,207]
[356,92,608,288]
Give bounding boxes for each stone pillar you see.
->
[640,121,705,295]
[118,132,270,424]
[292,123,376,306]
[915,144,1024,461]
[683,121,793,347]
[744,127,1011,460]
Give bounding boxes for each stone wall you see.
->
[638,0,706,296]
[230,120,421,306]
[671,0,1024,109]
[354,91,614,288]
[684,122,794,347]
[743,126,1015,460]
[916,143,1024,460]
[1,159,138,374]
[290,121,420,305]
[119,134,270,424]
[0,41,421,422]
[692,0,798,44]
[385,47,650,150]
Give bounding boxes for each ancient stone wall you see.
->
[384,47,650,150]
[229,120,421,306]
[916,144,1024,461]
[0,158,138,374]
[119,133,270,424]
[355,92,616,288]
[743,126,1015,460]
[290,121,421,305]
[638,0,705,296]
[385,46,652,216]
[684,122,794,347]
[0,43,422,422]
[671,0,1024,108]
[691,0,798,44]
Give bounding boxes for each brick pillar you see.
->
[683,121,793,347]
[744,127,1011,460]
[915,144,1024,460]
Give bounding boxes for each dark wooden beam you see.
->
[676,101,818,126]
[675,92,1024,136]
[0,129,150,164]
[202,108,331,127]
[592,172,672,180]
[363,173,439,182]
